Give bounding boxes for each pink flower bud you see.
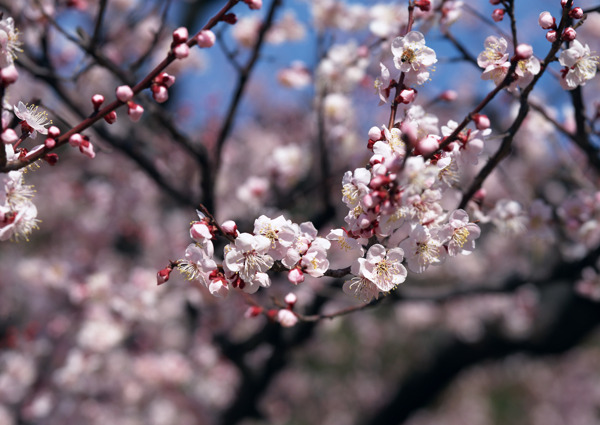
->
[416,134,439,156]
[44,138,56,148]
[570,7,583,19]
[69,133,83,147]
[277,309,298,327]
[1,129,18,144]
[157,266,172,285]
[473,114,491,130]
[195,30,216,48]
[172,43,190,59]
[243,0,262,10]
[362,193,376,209]
[538,11,555,29]
[172,27,189,44]
[0,65,18,86]
[48,125,60,138]
[44,153,58,166]
[104,110,117,124]
[288,268,304,285]
[245,306,263,318]
[400,121,419,147]
[222,13,237,24]
[116,85,134,102]
[414,0,431,11]
[399,88,416,104]
[562,27,576,41]
[91,94,104,109]
[369,175,391,189]
[474,188,486,202]
[151,85,169,103]
[514,43,533,60]
[440,90,457,101]
[80,140,96,159]
[368,126,382,141]
[561,0,568,7]
[155,72,176,88]
[546,30,557,42]
[221,220,238,236]
[127,102,144,122]
[492,8,505,22]
[284,293,297,306]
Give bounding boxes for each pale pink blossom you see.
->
[223,233,274,292]
[357,244,407,292]
[438,209,481,256]
[558,40,599,90]
[391,31,437,86]
[477,36,509,69]
[13,101,50,138]
[398,224,444,273]
[300,237,331,277]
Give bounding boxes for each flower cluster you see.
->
[0,145,38,241]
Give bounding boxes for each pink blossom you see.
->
[559,40,599,90]
[391,31,437,86]
[357,244,407,292]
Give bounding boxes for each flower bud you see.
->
[172,27,189,44]
[104,110,117,124]
[195,30,216,48]
[127,102,144,122]
[538,11,555,29]
[288,268,304,285]
[546,30,557,42]
[514,43,533,60]
[1,129,18,144]
[44,138,56,148]
[414,0,431,11]
[0,65,18,86]
[48,126,60,138]
[245,306,263,318]
[221,220,238,236]
[116,85,134,102]
[243,0,262,10]
[569,7,583,19]
[91,94,104,109]
[172,43,190,59]
[416,134,439,156]
[398,88,416,104]
[69,133,83,147]
[43,153,59,166]
[152,85,169,103]
[368,126,382,141]
[562,27,576,41]
[222,13,237,24]
[489,0,501,4]
[277,309,298,327]
[157,266,172,285]
[440,90,457,101]
[492,8,505,22]
[284,293,297,306]
[473,114,491,130]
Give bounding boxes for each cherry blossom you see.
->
[391,31,437,86]
[558,40,599,90]
[13,101,50,139]
[399,225,445,273]
[223,233,274,292]
[357,244,407,292]
[438,209,481,256]
[0,16,21,68]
